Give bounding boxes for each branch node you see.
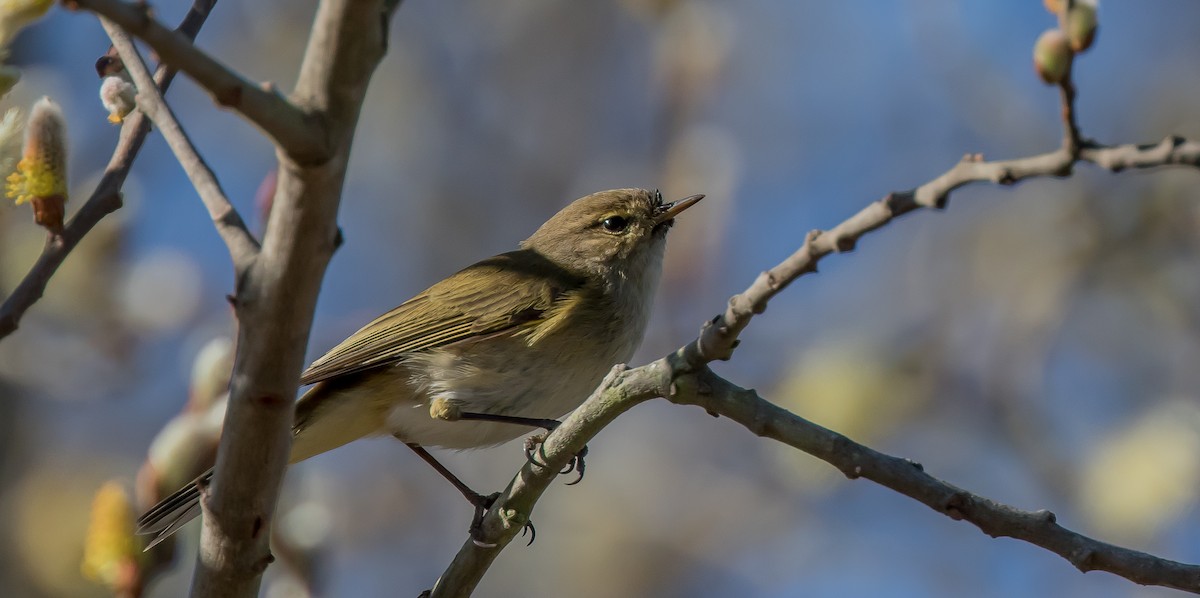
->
[1035,509,1057,524]
[252,553,275,575]
[333,227,345,252]
[251,394,290,409]
[1072,548,1100,573]
[215,84,245,108]
[943,491,970,521]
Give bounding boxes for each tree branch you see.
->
[188,1,400,597]
[99,18,260,273]
[674,372,1200,594]
[682,71,1198,368]
[69,0,330,164]
[0,0,218,341]
[429,77,1200,595]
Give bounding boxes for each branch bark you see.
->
[71,0,330,164]
[429,73,1200,595]
[185,1,400,597]
[99,18,260,273]
[0,0,217,341]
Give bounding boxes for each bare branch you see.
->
[99,18,260,273]
[434,360,1200,596]
[0,0,218,341]
[429,76,1200,596]
[70,0,330,164]
[681,78,1198,367]
[684,372,1200,594]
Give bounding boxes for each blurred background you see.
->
[3,1,1200,596]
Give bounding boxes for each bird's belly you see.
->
[386,336,634,449]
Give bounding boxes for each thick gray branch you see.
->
[99,19,259,273]
[188,1,400,597]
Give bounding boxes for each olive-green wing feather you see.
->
[299,250,585,385]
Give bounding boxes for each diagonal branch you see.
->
[437,361,1200,595]
[681,72,1198,368]
[685,372,1200,593]
[99,18,260,273]
[69,0,330,164]
[0,0,218,342]
[429,79,1200,595]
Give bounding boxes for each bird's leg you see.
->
[452,411,588,485]
[404,442,536,545]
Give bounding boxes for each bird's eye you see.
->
[601,216,629,233]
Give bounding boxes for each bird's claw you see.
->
[520,520,537,546]
[523,433,588,485]
[467,491,538,547]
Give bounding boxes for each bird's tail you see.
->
[137,469,212,550]
[135,380,389,550]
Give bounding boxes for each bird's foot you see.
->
[524,431,588,486]
[467,491,536,547]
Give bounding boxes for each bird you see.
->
[136,188,703,549]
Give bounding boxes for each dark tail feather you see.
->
[137,469,213,551]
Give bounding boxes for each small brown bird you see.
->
[137,188,702,548]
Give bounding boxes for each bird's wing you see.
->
[299,250,585,385]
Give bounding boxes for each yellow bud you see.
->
[5,96,67,232]
[0,0,52,47]
[1066,0,1098,52]
[81,481,139,592]
[1033,29,1072,85]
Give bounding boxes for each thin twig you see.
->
[70,0,329,164]
[682,72,1198,367]
[99,18,260,272]
[430,77,1200,598]
[0,0,218,341]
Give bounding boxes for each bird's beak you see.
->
[655,194,705,226]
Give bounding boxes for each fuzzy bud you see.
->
[5,96,67,233]
[1066,0,1098,52]
[99,75,137,124]
[1033,29,1072,85]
